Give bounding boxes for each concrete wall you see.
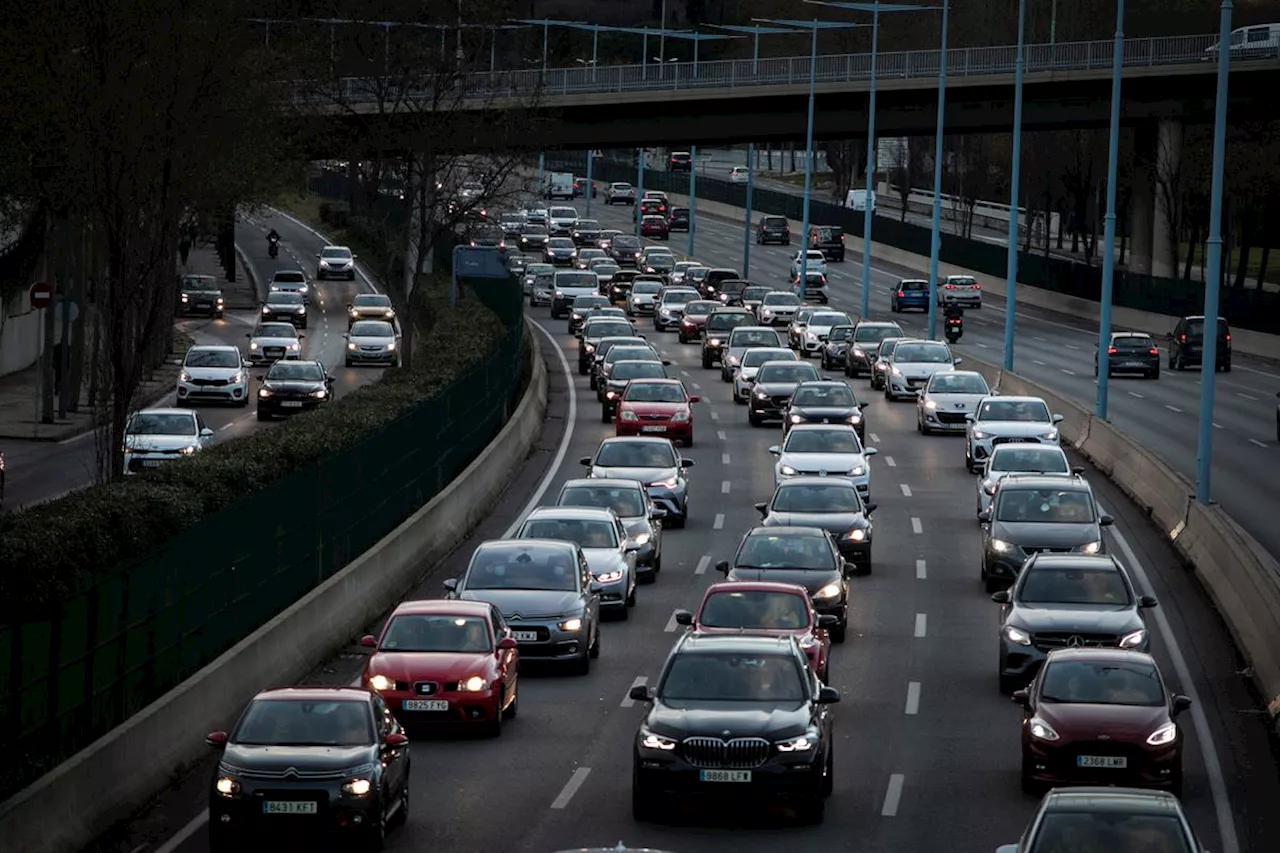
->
[0,327,550,853]
[0,296,41,378]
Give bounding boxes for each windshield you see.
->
[465,548,579,591]
[900,280,927,291]
[990,447,1069,474]
[558,485,645,518]
[595,441,676,468]
[685,301,719,315]
[763,293,800,306]
[792,385,856,407]
[632,283,661,295]
[757,363,819,383]
[572,296,608,309]
[256,323,297,338]
[730,329,781,347]
[1040,660,1165,706]
[526,264,553,275]
[661,653,804,703]
[1032,812,1191,853]
[995,489,1095,523]
[273,272,305,284]
[556,273,596,288]
[1113,334,1154,347]
[743,287,771,301]
[350,321,394,337]
[519,518,618,548]
[267,362,324,381]
[127,412,196,436]
[576,220,600,230]
[895,343,953,363]
[523,225,548,235]
[605,347,655,365]
[783,429,862,454]
[182,275,217,290]
[352,295,390,308]
[854,325,901,344]
[742,349,793,368]
[737,532,834,570]
[661,291,698,304]
[548,238,574,249]
[827,326,854,342]
[586,322,633,339]
[700,591,810,630]
[810,313,850,327]
[707,314,754,332]
[928,373,988,394]
[234,699,373,747]
[613,236,639,249]
[550,207,576,218]
[185,349,239,368]
[773,483,862,513]
[978,399,1052,422]
[613,362,666,380]
[623,383,686,403]
[269,293,303,305]
[877,340,900,357]
[381,614,492,653]
[1020,567,1131,606]
[948,277,977,286]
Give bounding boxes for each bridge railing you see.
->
[293,33,1271,106]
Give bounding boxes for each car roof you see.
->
[474,537,578,554]
[795,380,851,390]
[982,394,1046,404]
[997,475,1091,491]
[599,436,675,447]
[187,344,239,353]
[322,245,352,251]
[623,378,682,386]
[786,422,858,433]
[1044,648,1156,665]
[134,407,196,417]
[1023,554,1121,573]
[390,599,492,618]
[745,525,829,538]
[676,632,798,655]
[1043,787,1185,815]
[703,580,811,597]
[854,321,903,328]
[254,686,371,703]
[524,506,620,523]
[560,477,645,491]
[776,476,860,489]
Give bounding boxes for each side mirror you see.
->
[978,509,993,523]
[817,614,839,629]
[297,334,305,340]
[326,375,336,384]
[859,399,872,407]
[688,395,701,403]
[199,427,214,437]
[754,502,769,517]
[1099,514,1115,526]
[964,413,975,422]
[443,578,459,592]
[1137,594,1160,609]
[1071,466,1085,475]
[841,558,854,577]
[206,731,228,748]
[497,636,518,651]
[816,686,841,704]
[359,634,377,648]
[863,502,877,514]
[1011,689,1031,707]
[579,456,593,466]
[1171,694,1193,716]
[864,447,878,456]
[674,610,693,626]
[383,732,409,748]
[680,458,695,468]
[767,445,781,455]
[1051,413,1065,424]
[254,374,266,382]
[715,559,730,574]
[954,357,963,365]
[650,507,667,519]
[245,333,251,338]
[662,359,671,365]
[991,590,1011,604]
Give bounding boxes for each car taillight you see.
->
[897,291,905,298]
[1225,333,1231,341]
[1148,348,1159,355]
[945,284,954,289]
[1107,347,1118,355]
[1180,334,1187,341]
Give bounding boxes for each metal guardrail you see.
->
[291,33,1280,106]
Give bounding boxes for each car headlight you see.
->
[215,776,240,796]
[780,465,798,475]
[179,445,197,455]
[369,674,392,691]
[1077,540,1102,554]
[1038,430,1060,441]
[789,414,803,423]
[261,306,270,314]
[727,355,740,366]
[595,570,625,583]
[458,675,487,692]
[1118,629,1147,649]
[385,310,395,318]
[179,371,191,382]
[571,313,582,321]
[1146,721,1178,746]
[584,344,595,353]
[249,342,259,349]
[1028,718,1059,741]
[924,399,938,410]
[989,538,1014,553]
[852,347,865,357]
[558,617,583,632]
[348,342,358,351]
[813,582,842,601]
[849,466,865,476]
[555,291,564,298]
[983,481,998,495]
[605,391,617,400]
[972,430,990,440]
[298,285,308,294]
[258,387,274,399]
[296,306,306,313]
[342,778,373,797]
[671,410,690,423]
[775,730,819,752]
[181,294,189,302]
[1003,626,1032,646]
[806,332,818,341]
[707,338,721,347]
[230,372,243,384]
[755,390,769,400]
[313,389,328,399]
[630,532,651,546]
[620,411,638,421]
[891,366,902,376]
[287,342,300,351]
[640,728,677,751]
[650,477,678,488]
[849,414,862,424]
[843,528,866,541]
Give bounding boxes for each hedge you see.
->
[0,277,506,618]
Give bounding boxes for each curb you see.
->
[233,241,263,302]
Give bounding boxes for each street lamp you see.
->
[1095,0,1127,419]
[1003,0,1028,371]
[806,2,937,320]
[510,18,588,71]
[753,18,869,295]
[927,0,950,341]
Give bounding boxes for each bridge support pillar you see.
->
[1130,119,1182,278]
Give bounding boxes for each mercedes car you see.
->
[756,477,875,575]
[916,370,991,435]
[965,396,1065,473]
[255,359,333,420]
[514,507,638,618]
[580,436,694,528]
[555,477,665,581]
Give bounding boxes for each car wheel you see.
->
[487,694,505,737]
[345,359,354,367]
[822,748,835,798]
[748,411,762,427]
[796,797,825,825]
[632,779,661,822]
[364,797,387,852]
[1150,368,1160,380]
[601,408,611,424]
[589,622,601,658]
[572,644,591,675]
[830,623,847,643]
[998,672,1021,696]
[984,574,1004,594]
[701,353,713,369]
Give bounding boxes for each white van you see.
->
[845,189,877,214]
[1205,24,1280,58]
[544,172,575,200]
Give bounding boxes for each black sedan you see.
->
[256,360,333,420]
[783,380,870,442]
[205,687,410,851]
[1096,331,1161,379]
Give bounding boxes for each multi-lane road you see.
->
[85,196,1277,853]
[3,211,386,510]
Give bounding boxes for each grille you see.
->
[360,346,384,353]
[769,395,791,408]
[682,737,771,769]
[1034,632,1118,650]
[639,413,668,421]
[191,378,230,387]
[413,681,440,696]
[992,437,1039,446]
[798,469,848,477]
[230,764,347,781]
[905,378,927,387]
[936,412,968,424]
[1023,546,1073,555]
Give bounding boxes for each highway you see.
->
[84,198,1278,853]
[1,211,386,511]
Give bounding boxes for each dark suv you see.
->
[702,268,742,300]
[809,225,845,261]
[701,308,757,368]
[756,215,791,245]
[668,151,692,172]
[668,207,690,232]
[629,633,837,824]
[1168,314,1231,372]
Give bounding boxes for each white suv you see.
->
[606,182,636,205]
[176,345,249,407]
[788,250,828,280]
[316,245,356,280]
[964,395,1065,473]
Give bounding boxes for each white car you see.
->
[513,506,637,616]
[883,339,960,400]
[757,290,802,326]
[797,311,853,357]
[916,370,991,435]
[269,269,310,304]
[245,321,304,365]
[732,347,795,403]
[628,281,662,316]
[768,423,878,498]
[729,166,750,185]
[605,182,636,205]
[788,250,828,280]
[316,245,356,280]
[345,320,400,367]
[964,395,1065,473]
[975,444,1076,517]
[176,345,249,407]
[670,261,701,286]
[548,205,579,235]
[937,274,982,308]
[787,307,821,351]
[122,408,214,475]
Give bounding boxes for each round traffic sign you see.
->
[29,281,53,309]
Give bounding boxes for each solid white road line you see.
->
[1249,438,1267,448]
[905,682,921,715]
[664,610,681,632]
[880,774,905,817]
[911,517,923,534]
[695,555,711,575]
[914,613,927,638]
[502,319,576,538]
[915,559,926,579]
[1237,392,1258,401]
[550,767,592,809]
[713,513,725,529]
[153,809,210,853]
[621,676,648,708]
[900,484,912,497]
[721,480,731,494]
[885,456,896,467]
[1165,404,1183,413]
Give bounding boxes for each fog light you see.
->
[220,814,231,824]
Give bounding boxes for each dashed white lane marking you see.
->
[717,430,727,440]
[869,432,881,443]
[885,456,896,467]
[692,382,701,390]
[1237,392,1258,401]
[621,676,648,708]
[915,559,927,579]
[721,480,731,494]
[551,767,592,809]
[911,517,923,534]
[914,613,927,638]
[905,681,921,715]
[710,410,720,420]
[1065,343,1080,350]
[664,610,681,632]
[680,370,689,377]
[1165,404,1183,413]
[1060,368,1075,376]
[1249,438,1268,448]
[976,342,989,348]
[695,555,711,575]
[880,774,905,816]
[900,484,912,497]
[1032,359,1047,366]
[1213,422,1224,429]
[1128,391,1144,398]
[713,513,725,529]
[722,452,731,464]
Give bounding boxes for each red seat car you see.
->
[675,581,835,680]
[640,215,669,240]
[361,599,519,736]
[614,378,699,445]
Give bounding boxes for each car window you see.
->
[660,653,805,703]
[894,343,953,363]
[350,321,394,337]
[185,349,240,368]
[573,296,608,309]
[1019,567,1131,606]
[700,591,809,630]
[518,518,618,549]
[605,347,656,365]
[595,441,677,468]
[810,313,851,326]
[763,293,801,306]
[557,485,646,517]
[1039,660,1165,706]
[256,323,298,338]
[928,373,988,394]
[995,489,1094,523]
[612,362,667,380]
[266,362,325,381]
[792,385,856,407]
[381,614,492,653]
[661,290,698,304]
[756,363,820,383]
[556,272,597,288]
[901,280,927,291]
[685,301,719,315]
[633,283,661,295]
[233,699,373,746]
[623,382,686,403]
[989,447,1070,474]
[707,313,754,332]
[783,428,862,454]
[1031,812,1192,853]
[465,548,580,591]
[273,271,306,283]
[127,412,197,436]
[352,295,391,308]
[978,399,1052,422]
[737,533,834,570]
[729,329,782,347]
[772,482,862,513]
[586,323,635,339]
[269,292,304,304]
[742,349,794,368]
[854,325,902,343]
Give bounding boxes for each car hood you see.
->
[251,336,300,347]
[991,521,1101,549]
[350,335,394,347]
[763,511,868,534]
[925,392,986,410]
[582,548,628,573]
[457,589,583,618]
[320,257,353,266]
[351,307,393,316]
[621,402,688,416]
[658,301,689,312]
[754,381,803,396]
[264,380,325,394]
[789,405,859,420]
[558,285,598,294]
[521,234,549,243]
[265,301,305,311]
[646,701,811,741]
[183,366,242,380]
[182,289,221,298]
[124,433,198,452]
[973,421,1056,437]
[778,452,865,473]
[621,518,652,539]
[221,744,375,773]
[591,466,678,485]
[807,324,842,336]
[894,362,954,376]
[1035,702,1169,742]
[1008,603,1142,635]
[368,651,493,683]
[631,293,657,302]
[726,567,841,595]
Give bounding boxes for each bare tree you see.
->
[822,140,863,204]
[890,138,927,222]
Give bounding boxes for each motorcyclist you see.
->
[267,228,280,257]
[944,302,964,322]
[267,229,280,243]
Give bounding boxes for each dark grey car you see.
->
[978,476,1115,592]
[581,436,695,527]
[555,477,665,579]
[755,477,875,574]
[748,360,821,426]
[990,553,1158,694]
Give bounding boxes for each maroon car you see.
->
[677,299,720,344]
[1013,648,1191,796]
[675,580,834,680]
[640,215,669,240]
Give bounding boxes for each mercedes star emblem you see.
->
[1066,635,1085,648]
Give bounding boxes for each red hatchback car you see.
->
[614,378,699,445]
[640,215,670,240]
[1013,648,1191,796]
[675,581,835,680]
[361,600,519,736]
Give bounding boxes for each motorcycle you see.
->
[944,316,963,343]
[268,235,279,259]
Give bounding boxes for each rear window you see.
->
[761,217,787,227]
[814,226,842,240]
[901,280,927,291]
[707,313,755,332]
[1183,318,1229,337]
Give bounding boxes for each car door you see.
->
[578,549,600,629]
[372,694,408,802]
[490,605,518,695]
[615,516,637,586]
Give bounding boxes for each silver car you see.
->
[605,182,635,205]
[628,281,662,316]
[121,408,214,475]
[653,288,700,331]
[581,436,694,527]
[444,539,601,673]
[720,325,787,382]
[965,396,1065,473]
[576,248,608,270]
[797,310,853,357]
[976,444,1075,517]
[344,320,399,367]
[245,321,304,365]
[555,477,665,579]
[883,339,960,400]
[316,245,356,280]
[732,347,796,404]
[268,270,310,304]
[514,507,638,617]
[175,345,249,407]
[670,261,701,286]
[916,370,991,435]
[756,290,802,326]
[769,423,877,499]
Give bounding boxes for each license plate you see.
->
[1121,361,1143,368]
[281,401,304,408]
[700,770,752,783]
[142,460,162,468]
[1077,755,1127,769]
[402,699,449,712]
[641,425,667,432]
[512,630,538,642]
[262,801,317,815]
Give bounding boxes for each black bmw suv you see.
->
[630,633,838,824]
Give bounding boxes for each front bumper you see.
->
[1022,740,1181,790]
[209,783,379,841]
[633,754,824,805]
[317,264,355,279]
[176,379,248,404]
[246,348,300,365]
[702,343,725,364]
[346,346,396,364]
[258,393,326,416]
[506,620,589,661]
[646,484,687,520]
[886,375,928,396]
[595,576,630,610]
[179,300,223,316]
[122,449,191,474]
[617,419,693,443]
[261,310,307,326]
[655,311,683,329]
[835,539,871,566]
[749,394,791,420]
[919,407,970,432]
[630,301,656,315]
[982,548,1027,583]
[382,688,500,725]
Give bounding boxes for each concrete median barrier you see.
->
[0,325,549,853]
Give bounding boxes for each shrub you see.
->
[318,201,332,223]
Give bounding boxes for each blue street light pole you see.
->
[585,150,594,218]
[1196,0,1234,504]
[635,148,645,237]
[743,144,755,277]
[688,145,698,257]
[1002,0,1028,371]
[537,152,545,192]
[926,0,950,341]
[1095,0,1126,419]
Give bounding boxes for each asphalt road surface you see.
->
[2,212,386,510]
[84,198,1277,853]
